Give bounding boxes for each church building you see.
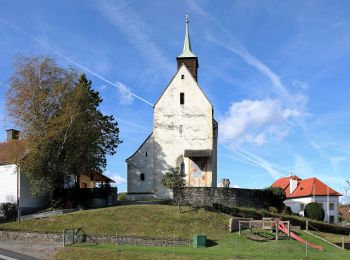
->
[126,17,218,200]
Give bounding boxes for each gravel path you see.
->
[0,240,62,260]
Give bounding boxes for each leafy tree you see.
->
[304,202,325,221]
[264,186,286,211]
[161,167,186,208]
[7,56,121,201]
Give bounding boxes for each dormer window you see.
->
[180,93,185,105]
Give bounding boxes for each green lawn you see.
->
[54,232,350,260]
[307,230,350,243]
[0,205,230,240]
[1,204,350,259]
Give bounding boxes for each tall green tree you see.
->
[7,56,121,198]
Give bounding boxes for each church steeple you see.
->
[177,15,199,81]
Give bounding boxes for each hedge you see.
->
[304,202,325,221]
[0,203,17,222]
[213,203,349,235]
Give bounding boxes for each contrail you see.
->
[0,17,154,107]
[221,144,282,180]
[116,117,150,131]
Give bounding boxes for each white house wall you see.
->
[284,196,339,223]
[0,164,17,204]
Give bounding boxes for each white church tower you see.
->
[126,16,218,200]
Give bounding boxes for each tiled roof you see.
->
[272,175,301,190]
[272,176,342,198]
[0,140,27,164]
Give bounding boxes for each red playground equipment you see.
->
[278,221,324,251]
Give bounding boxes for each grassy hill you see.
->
[0,205,231,240]
[1,204,350,259]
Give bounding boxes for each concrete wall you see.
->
[284,196,339,223]
[177,187,275,209]
[0,164,17,203]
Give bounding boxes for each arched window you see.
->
[180,162,185,175]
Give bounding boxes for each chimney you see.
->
[220,178,230,188]
[6,129,20,141]
[289,175,298,194]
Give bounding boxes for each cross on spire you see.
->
[178,15,196,58]
[176,15,199,81]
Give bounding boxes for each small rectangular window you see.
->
[180,93,184,105]
[329,203,334,210]
[140,173,145,181]
[300,204,304,211]
[145,151,148,157]
[181,74,184,79]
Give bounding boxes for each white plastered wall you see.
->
[0,164,17,203]
[127,134,154,194]
[153,65,215,198]
[284,196,339,223]
[0,164,47,213]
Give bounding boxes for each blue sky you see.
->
[1,0,350,199]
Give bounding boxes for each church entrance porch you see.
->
[189,157,207,186]
[184,149,212,187]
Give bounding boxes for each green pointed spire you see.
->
[177,15,197,58]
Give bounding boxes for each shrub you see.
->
[213,203,349,235]
[268,207,278,214]
[118,192,127,201]
[263,186,286,211]
[304,202,325,221]
[0,203,17,222]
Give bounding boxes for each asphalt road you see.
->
[0,240,62,260]
[0,248,38,260]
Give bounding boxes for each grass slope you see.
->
[0,205,230,240]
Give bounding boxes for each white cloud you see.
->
[220,99,303,146]
[111,174,127,185]
[115,81,134,105]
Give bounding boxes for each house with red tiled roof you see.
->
[272,175,342,224]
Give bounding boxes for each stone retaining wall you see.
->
[0,231,191,247]
[177,187,277,209]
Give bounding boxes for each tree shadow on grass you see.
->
[206,239,218,247]
[180,207,200,214]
